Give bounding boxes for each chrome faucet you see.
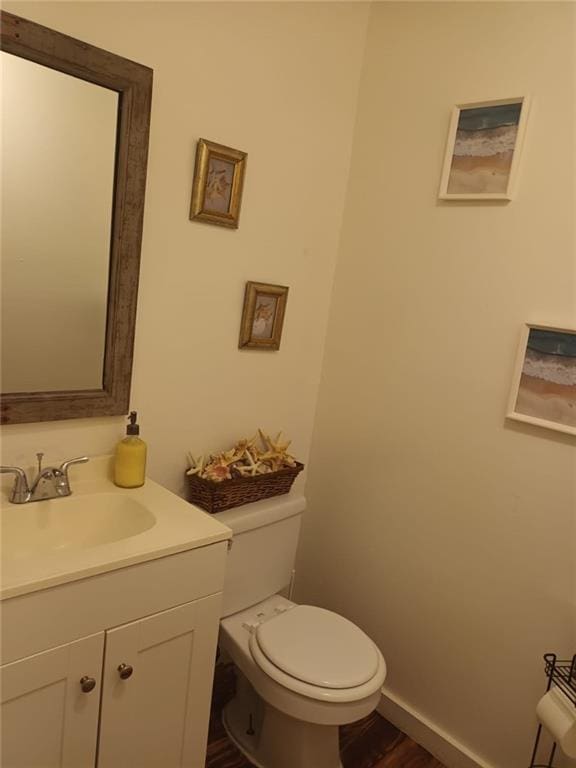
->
[0,453,89,504]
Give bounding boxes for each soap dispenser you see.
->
[114,411,147,488]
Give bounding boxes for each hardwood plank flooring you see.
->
[206,664,446,768]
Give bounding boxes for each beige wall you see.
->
[1,52,116,392]
[295,3,575,768]
[0,2,369,488]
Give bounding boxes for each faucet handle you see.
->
[0,466,30,504]
[59,456,89,475]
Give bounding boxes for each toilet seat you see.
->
[254,605,380,688]
[247,604,386,703]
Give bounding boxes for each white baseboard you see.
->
[377,688,495,768]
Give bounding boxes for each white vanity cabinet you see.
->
[1,541,229,768]
[98,594,221,768]
[1,633,104,768]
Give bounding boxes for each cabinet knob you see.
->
[80,676,96,693]
[117,663,134,680]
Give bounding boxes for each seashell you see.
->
[203,462,232,482]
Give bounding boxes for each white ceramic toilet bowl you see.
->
[219,595,386,768]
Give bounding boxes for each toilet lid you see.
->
[254,605,380,689]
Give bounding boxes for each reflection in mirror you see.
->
[1,51,119,393]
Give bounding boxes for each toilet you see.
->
[215,495,386,768]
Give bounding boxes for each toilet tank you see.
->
[214,495,305,617]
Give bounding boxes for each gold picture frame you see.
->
[190,138,247,228]
[239,282,289,351]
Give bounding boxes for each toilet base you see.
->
[222,673,343,768]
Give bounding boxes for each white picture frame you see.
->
[439,96,530,201]
[507,323,576,436]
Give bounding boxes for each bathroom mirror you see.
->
[0,12,152,425]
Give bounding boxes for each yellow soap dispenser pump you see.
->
[114,411,147,488]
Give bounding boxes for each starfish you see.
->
[282,453,297,467]
[234,434,258,452]
[236,449,262,477]
[211,449,239,467]
[186,453,205,476]
[257,429,296,470]
[258,429,291,455]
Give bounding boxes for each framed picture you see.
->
[439,97,530,200]
[507,324,576,436]
[239,281,289,351]
[190,138,247,228]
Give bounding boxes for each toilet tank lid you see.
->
[213,494,306,535]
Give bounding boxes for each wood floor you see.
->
[205,664,446,768]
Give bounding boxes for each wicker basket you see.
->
[187,462,304,514]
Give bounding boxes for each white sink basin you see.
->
[0,456,231,600]
[3,493,156,561]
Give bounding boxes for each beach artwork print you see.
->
[508,326,576,435]
[439,98,528,199]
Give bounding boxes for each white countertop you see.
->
[0,456,231,600]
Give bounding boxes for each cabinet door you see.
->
[98,592,222,768]
[1,632,104,768]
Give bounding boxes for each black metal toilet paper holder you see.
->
[529,653,576,768]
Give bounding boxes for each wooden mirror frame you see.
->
[0,12,152,425]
